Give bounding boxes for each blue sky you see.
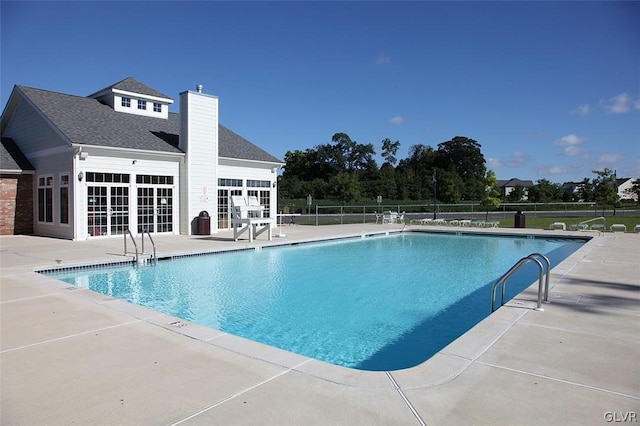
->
[2,1,638,183]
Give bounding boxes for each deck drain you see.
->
[65,286,79,291]
[169,321,188,328]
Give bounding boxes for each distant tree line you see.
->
[280,133,490,203]
[278,133,639,212]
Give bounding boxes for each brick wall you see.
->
[0,174,34,235]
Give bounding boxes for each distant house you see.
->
[563,177,637,202]
[497,178,534,200]
[617,177,637,201]
[0,77,284,239]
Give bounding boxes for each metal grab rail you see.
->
[491,253,551,312]
[577,216,605,232]
[529,253,551,302]
[124,230,139,263]
[141,229,157,265]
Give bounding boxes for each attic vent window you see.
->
[153,102,162,113]
[121,97,131,108]
[137,100,147,110]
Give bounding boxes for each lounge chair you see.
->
[382,211,395,224]
[374,211,382,224]
[230,196,272,242]
[610,224,626,232]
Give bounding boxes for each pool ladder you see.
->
[491,253,550,312]
[124,229,157,265]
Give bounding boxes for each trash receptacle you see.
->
[197,211,210,235]
[514,211,525,228]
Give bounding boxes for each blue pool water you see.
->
[44,232,584,371]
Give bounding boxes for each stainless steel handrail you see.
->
[528,253,551,302]
[577,216,605,232]
[141,229,157,265]
[491,253,551,312]
[123,230,139,263]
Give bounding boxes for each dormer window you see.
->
[138,100,147,110]
[153,102,162,113]
[121,97,131,108]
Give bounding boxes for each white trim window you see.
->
[59,174,70,224]
[137,100,147,110]
[121,97,131,108]
[38,175,54,223]
[153,102,162,113]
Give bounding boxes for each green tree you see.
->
[480,170,501,221]
[395,144,437,200]
[381,138,400,166]
[436,136,487,200]
[576,178,594,202]
[592,168,619,215]
[329,172,361,203]
[527,179,564,203]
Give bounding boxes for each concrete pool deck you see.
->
[1,224,638,425]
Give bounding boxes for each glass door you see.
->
[87,185,129,236]
[138,187,173,233]
[88,186,107,237]
[109,186,129,235]
[156,188,173,233]
[137,187,155,233]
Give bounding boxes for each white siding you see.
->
[113,94,170,119]
[179,90,218,234]
[33,150,75,239]
[3,98,68,155]
[74,152,180,240]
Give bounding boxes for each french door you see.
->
[87,185,129,237]
[137,187,173,233]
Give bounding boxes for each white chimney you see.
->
[179,88,219,235]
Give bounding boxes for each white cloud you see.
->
[376,53,391,65]
[554,134,585,156]
[571,104,592,116]
[388,116,404,125]
[537,166,567,175]
[554,134,584,146]
[597,153,623,164]
[506,151,529,167]
[563,145,583,156]
[601,92,632,114]
[486,157,501,168]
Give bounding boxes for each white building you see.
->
[0,77,283,240]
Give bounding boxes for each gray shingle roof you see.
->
[88,77,172,100]
[497,178,534,188]
[16,85,282,163]
[219,125,281,163]
[1,137,35,172]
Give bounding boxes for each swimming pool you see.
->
[43,232,584,371]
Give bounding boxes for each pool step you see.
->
[137,253,155,265]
